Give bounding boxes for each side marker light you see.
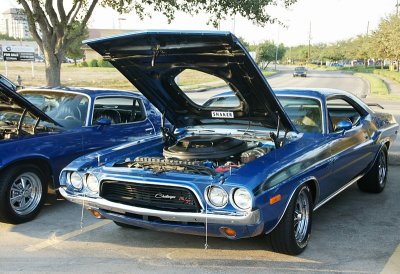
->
[269,194,282,205]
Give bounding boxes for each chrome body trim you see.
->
[277,94,326,134]
[18,88,92,126]
[59,187,261,225]
[88,95,148,127]
[313,174,363,210]
[99,176,206,210]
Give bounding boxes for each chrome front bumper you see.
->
[59,187,261,226]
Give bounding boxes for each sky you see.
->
[1,0,398,46]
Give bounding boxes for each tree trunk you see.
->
[44,51,63,87]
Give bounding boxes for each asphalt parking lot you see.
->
[0,163,399,273]
[1,69,399,273]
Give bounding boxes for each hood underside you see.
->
[85,30,294,131]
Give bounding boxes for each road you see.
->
[0,69,399,274]
[269,66,369,99]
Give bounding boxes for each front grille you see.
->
[100,180,201,213]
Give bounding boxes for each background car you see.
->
[293,66,307,77]
[58,31,398,255]
[0,74,162,224]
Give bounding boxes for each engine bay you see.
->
[117,135,275,175]
[0,120,55,140]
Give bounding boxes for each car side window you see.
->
[327,98,362,132]
[92,97,145,125]
[278,97,323,133]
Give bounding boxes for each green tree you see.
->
[283,45,308,63]
[0,34,18,41]
[372,14,400,71]
[65,22,88,66]
[256,41,285,69]
[17,0,298,86]
[237,36,250,50]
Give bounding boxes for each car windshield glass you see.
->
[295,67,305,71]
[277,96,322,133]
[202,94,240,108]
[19,90,89,128]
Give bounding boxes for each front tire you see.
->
[357,146,388,193]
[269,185,313,255]
[0,165,47,224]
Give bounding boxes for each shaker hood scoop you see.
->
[85,30,294,131]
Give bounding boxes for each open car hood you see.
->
[85,30,294,131]
[0,74,62,127]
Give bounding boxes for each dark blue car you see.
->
[58,31,398,255]
[0,74,161,223]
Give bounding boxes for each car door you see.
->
[82,96,156,153]
[327,96,376,189]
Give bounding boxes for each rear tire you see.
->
[0,165,47,224]
[113,221,141,229]
[269,185,313,255]
[357,146,388,193]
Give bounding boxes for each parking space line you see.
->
[24,220,111,252]
[381,244,400,274]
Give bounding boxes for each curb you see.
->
[389,152,400,166]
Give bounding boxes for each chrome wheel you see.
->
[269,185,313,255]
[9,172,43,215]
[294,188,310,247]
[378,151,387,186]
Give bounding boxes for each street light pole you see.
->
[275,26,280,70]
[308,21,311,64]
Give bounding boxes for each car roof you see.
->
[274,88,357,100]
[20,87,145,99]
[212,88,355,100]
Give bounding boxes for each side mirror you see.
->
[96,117,112,126]
[335,120,352,131]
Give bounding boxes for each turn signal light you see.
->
[269,194,282,205]
[88,209,102,219]
[220,227,237,238]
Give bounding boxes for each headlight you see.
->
[86,173,99,192]
[70,172,83,190]
[206,186,228,208]
[232,188,252,210]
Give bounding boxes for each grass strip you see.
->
[354,73,389,96]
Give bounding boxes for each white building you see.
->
[0,8,31,39]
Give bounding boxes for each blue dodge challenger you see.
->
[0,75,161,223]
[58,31,398,255]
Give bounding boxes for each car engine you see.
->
[118,135,274,175]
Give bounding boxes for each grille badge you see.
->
[155,193,176,200]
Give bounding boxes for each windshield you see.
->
[203,93,323,133]
[19,90,89,128]
[203,95,240,108]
